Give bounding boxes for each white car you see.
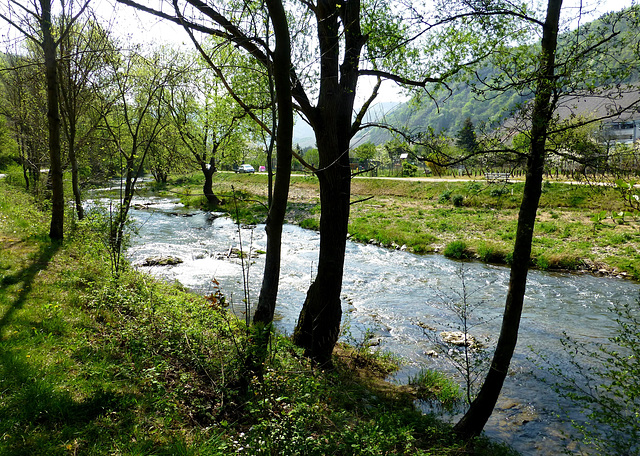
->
[235,164,255,174]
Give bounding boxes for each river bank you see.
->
[0,182,517,456]
[164,172,640,280]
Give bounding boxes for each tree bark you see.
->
[291,155,351,365]
[68,126,84,220]
[453,0,563,439]
[202,162,221,205]
[41,0,64,240]
[252,0,293,326]
[291,0,363,365]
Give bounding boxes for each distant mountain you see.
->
[292,116,315,149]
[355,83,529,145]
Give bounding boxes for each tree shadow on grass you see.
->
[0,242,141,454]
[0,348,144,456]
[0,241,60,331]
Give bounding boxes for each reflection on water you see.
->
[124,197,638,455]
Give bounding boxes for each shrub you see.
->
[465,181,482,195]
[299,217,319,231]
[443,240,470,259]
[534,253,581,270]
[402,161,418,177]
[476,243,507,263]
[451,195,464,207]
[535,255,550,270]
[438,190,453,203]
[547,253,582,270]
[504,251,513,264]
[489,187,509,197]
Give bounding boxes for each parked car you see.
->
[235,164,255,174]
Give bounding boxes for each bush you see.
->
[535,256,550,270]
[402,162,418,177]
[465,181,482,195]
[438,190,453,203]
[451,195,464,207]
[534,253,581,270]
[476,243,507,263]
[489,187,509,197]
[299,217,319,231]
[443,240,470,259]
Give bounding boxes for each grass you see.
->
[0,181,516,455]
[408,369,464,411]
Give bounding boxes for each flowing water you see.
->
[117,196,638,455]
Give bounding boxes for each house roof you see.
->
[555,87,640,123]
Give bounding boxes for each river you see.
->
[119,196,638,455]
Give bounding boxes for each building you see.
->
[555,87,640,145]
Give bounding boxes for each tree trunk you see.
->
[202,163,221,205]
[252,0,293,326]
[19,142,30,192]
[41,0,64,241]
[291,155,351,365]
[453,0,562,439]
[69,127,84,220]
[291,0,363,366]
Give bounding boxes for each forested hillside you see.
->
[359,7,639,145]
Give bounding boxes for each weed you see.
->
[438,190,453,203]
[538,221,558,233]
[465,181,483,195]
[535,256,550,270]
[299,217,320,231]
[443,240,471,260]
[408,368,463,410]
[452,195,464,207]
[489,186,509,197]
[476,242,508,263]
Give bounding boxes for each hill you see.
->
[356,7,639,146]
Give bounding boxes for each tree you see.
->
[101,47,179,271]
[166,51,261,205]
[58,16,116,220]
[115,0,518,365]
[0,0,91,240]
[0,53,47,193]
[353,141,377,161]
[453,1,640,439]
[0,107,18,169]
[146,122,189,183]
[456,117,479,154]
[114,0,294,349]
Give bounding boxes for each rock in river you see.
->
[440,330,479,347]
[141,256,183,266]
